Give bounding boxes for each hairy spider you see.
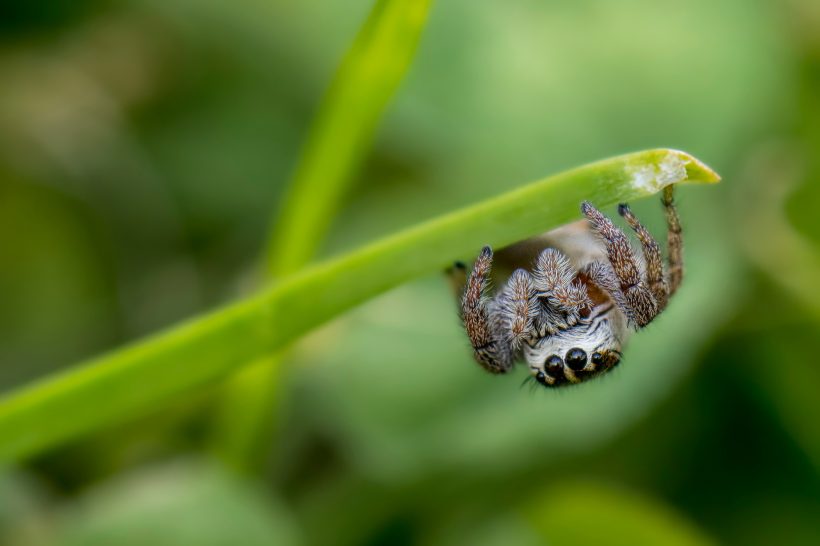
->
[452,186,682,388]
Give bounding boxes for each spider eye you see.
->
[565,348,587,371]
[544,355,563,377]
[591,351,605,366]
[535,371,547,385]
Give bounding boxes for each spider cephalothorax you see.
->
[454,186,683,388]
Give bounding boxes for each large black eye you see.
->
[565,348,587,371]
[544,355,563,377]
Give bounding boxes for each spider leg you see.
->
[460,246,514,373]
[532,248,592,332]
[662,186,684,297]
[495,268,540,349]
[617,202,669,311]
[581,202,658,327]
[582,261,628,312]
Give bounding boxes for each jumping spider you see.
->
[453,186,682,388]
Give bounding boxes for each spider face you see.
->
[523,304,626,387]
[454,186,683,388]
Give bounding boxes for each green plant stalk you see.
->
[0,149,719,462]
[265,0,434,275]
[214,0,435,470]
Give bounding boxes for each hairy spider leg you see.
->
[460,246,513,373]
[618,203,669,311]
[532,248,591,333]
[662,186,684,297]
[581,202,659,327]
[495,268,539,349]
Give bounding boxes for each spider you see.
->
[452,186,682,388]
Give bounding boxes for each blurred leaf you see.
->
[732,144,820,470]
[215,0,435,472]
[51,459,298,546]
[721,0,820,471]
[736,143,820,318]
[265,0,435,275]
[0,149,718,462]
[523,481,716,546]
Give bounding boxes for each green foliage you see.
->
[0,0,818,545]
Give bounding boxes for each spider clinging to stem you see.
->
[452,185,683,388]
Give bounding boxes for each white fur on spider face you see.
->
[522,304,630,378]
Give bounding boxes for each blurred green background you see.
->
[1,0,819,544]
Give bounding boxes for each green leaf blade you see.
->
[264,0,435,276]
[0,148,718,462]
[216,0,436,471]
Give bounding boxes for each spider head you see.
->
[524,305,627,388]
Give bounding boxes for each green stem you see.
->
[0,149,719,462]
[265,0,434,274]
[213,0,435,471]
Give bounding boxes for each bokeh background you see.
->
[1,0,819,544]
